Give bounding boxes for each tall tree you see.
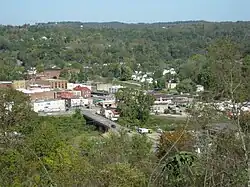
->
[116,88,155,127]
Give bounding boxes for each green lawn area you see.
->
[112,80,141,89]
[144,115,187,131]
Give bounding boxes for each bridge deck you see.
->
[81,109,124,132]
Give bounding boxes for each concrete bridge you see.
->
[81,109,126,133]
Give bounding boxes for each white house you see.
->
[104,109,120,121]
[109,85,123,94]
[33,99,66,113]
[166,81,178,89]
[196,85,204,92]
[163,68,176,76]
[152,104,170,114]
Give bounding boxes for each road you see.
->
[81,108,129,133]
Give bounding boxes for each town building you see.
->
[152,104,169,114]
[73,86,91,98]
[17,88,56,101]
[56,90,81,99]
[46,79,68,89]
[103,108,120,121]
[109,85,123,94]
[32,99,66,113]
[0,81,12,88]
[70,97,90,107]
[12,80,26,89]
[96,83,113,92]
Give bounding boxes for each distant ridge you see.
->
[29,20,248,29]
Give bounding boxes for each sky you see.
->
[1,0,250,25]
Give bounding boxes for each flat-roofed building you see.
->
[12,80,26,89]
[46,79,68,89]
[0,81,12,88]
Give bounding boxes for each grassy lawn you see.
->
[144,115,187,131]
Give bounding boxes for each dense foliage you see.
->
[0,86,249,187]
[1,21,250,82]
[0,21,250,186]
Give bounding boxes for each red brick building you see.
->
[73,86,91,98]
[28,91,56,101]
[56,91,74,99]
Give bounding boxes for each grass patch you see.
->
[113,80,141,89]
[144,115,186,131]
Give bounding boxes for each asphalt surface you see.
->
[81,108,129,133]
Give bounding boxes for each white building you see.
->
[109,85,123,94]
[27,67,37,75]
[166,82,177,89]
[96,83,113,92]
[163,68,176,76]
[152,104,170,114]
[33,99,66,113]
[70,98,90,107]
[196,85,204,92]
[104,109,120,121]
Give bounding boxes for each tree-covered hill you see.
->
[0,21,250,81]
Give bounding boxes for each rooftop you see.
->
[46,79,67,82]
[0,81,12,84]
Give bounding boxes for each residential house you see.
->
[165,81,177,89]
[163,68,176,76]
[196,85,204,92]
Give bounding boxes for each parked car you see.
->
[111,124,116,128]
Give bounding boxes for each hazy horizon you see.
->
[1,0,250,25]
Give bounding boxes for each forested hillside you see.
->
[1,21,250,186]
[1,21,250,81]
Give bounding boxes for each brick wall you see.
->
[29,91,56,101]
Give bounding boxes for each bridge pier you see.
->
[83,115,109,133]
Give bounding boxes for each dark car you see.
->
[111,124,116,128]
